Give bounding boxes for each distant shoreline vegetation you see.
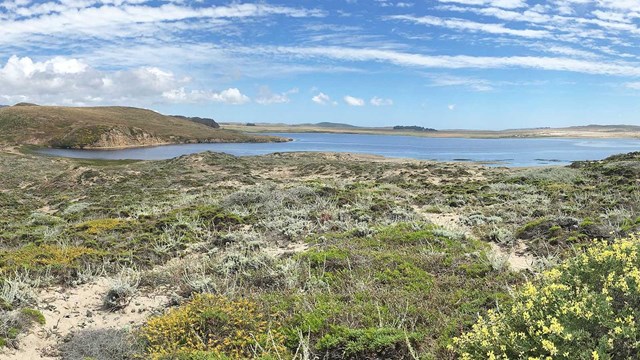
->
[393,125,437,132]
[169,115,220,129]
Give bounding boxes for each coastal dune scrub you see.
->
[141,294,288,359]
[454,235,640,359]
[0,244,104,280]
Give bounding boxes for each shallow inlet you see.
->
[38,132,640,167]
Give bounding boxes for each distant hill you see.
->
[568,124,640,131]
[170,115,220,129]
[0,104,286,149]
[313,122,361,129]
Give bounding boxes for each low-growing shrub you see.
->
[317,326,422,359]
[0,273,38,308]
[0,244,104,275]
[141,294,288,359]
[60,328,140,360]
[76,218,126,234]
[103,268,140,311]
[454,235,640,359]
[19,308,45,325]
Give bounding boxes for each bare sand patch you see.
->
[490,242,534,272]
[265,242,311,257]
[412,205,534,271]
[2,278,169,360]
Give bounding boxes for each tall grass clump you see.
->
[454,235,640,359]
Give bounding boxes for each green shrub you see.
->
[300,248,350,270]
[20,308,45,325]
[317,326,421,359]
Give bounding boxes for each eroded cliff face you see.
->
[51,125,169,149]
[90,127,167,148]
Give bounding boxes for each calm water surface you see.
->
[38,132,640,167]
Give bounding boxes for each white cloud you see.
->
[0,3,325,46]
[162,88,250,105]
[370,96,394,106]
[312,92,332,105]
[448,104,456,110]
[211,88,250,105]
[389,15,551,38]
[427,74,494,91]
[0,55,248,106]
[344,95,365,106]
[625,82,640,90]
[438,0,527,9]
[376,0,415,7]
[263,46,640,77]
[255,86,298,105]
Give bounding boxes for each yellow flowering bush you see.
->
[454,235,640,359]
[141,294,288,359]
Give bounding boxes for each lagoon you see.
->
[38,132,640,167]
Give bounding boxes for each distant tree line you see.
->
[393,125,437,132]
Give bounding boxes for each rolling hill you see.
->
[0,104,287,149]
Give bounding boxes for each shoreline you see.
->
[220,123,640,140]
[4,135,293,152]
[24,148,569,169]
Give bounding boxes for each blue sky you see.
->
[2,0,640,129]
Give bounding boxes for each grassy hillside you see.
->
[0,104,287,149]
[311,122,361,128]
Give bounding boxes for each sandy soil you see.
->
[265,242,311,257]
[490,242,535,272]
[2,278,170,360]
[412,205,534,271]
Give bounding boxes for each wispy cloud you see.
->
[255,86,298,105]
[625,82,640,90]
[438,0,527,9]
[388,15,551,38]
[370,96,394,106]
[259,46,640,77]
[426,74,495,91]
[0,3,325,46]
